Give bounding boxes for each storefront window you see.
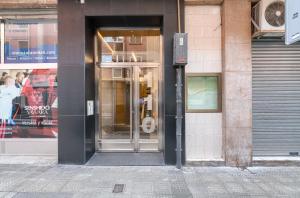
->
[186,74,221,113]
[4,20,57,64]
[0,69,58,138]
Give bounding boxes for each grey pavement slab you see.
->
[0,164,299,198]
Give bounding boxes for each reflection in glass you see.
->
[98,29,160,63]
[4,20,57,63]
[139,67,158,140]
[100,68,132,139]
[187,76,219,111]
[97,29,161,151]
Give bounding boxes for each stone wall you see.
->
[222,0,252,167]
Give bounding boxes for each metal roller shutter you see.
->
[252,39,300,156]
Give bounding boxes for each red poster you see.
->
[0,69,58,138]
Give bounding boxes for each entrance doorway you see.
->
[95,28,162,152]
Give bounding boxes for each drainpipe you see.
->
[177,0,181,33]
[175,67,183,169]
[176,0,183,169]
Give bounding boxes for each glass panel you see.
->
[187,76,219,111]
[98,29,160,63]
[100,68,132,139]
[4,20,57,63]
[138,67,158,139]
[0,69,58,138]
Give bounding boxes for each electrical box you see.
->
[173,33,188,66]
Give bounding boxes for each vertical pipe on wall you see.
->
[175,0,183,169]
[176,67,183,169]
[177,0,181,33]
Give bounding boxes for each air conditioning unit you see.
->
[252,0,285,37]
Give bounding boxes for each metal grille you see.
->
[252,39,300,156]
[113,184,125,193]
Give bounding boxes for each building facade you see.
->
[0,0,298,166]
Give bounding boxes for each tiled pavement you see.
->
[0,164,300,198]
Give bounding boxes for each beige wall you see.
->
[0,0,56,8]
[185,5,223,161]
[0,139,57,155]
[222,0,252,167]
[185,1,252,166]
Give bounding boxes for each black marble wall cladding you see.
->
[58,0,185,165]
[85,18,96,161]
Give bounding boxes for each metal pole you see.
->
[176,66,183,169]
[175,0,183,169]
[177,0,181,33]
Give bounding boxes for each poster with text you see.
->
[4,21,57,64]
[0,69,58,138]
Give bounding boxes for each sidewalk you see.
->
[0,156,57,166]
[0,157,300,198]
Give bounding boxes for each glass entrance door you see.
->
[96,28,161,152]
[99,67,132,151]
[98,64,159,152]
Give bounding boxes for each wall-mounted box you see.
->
[173,33,188,66]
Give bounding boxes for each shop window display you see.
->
[4,20,57,63]
[0,19,58,139]
[0,69,57,138]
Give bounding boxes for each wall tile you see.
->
[185,113,223,160]
[185,5,223,161]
